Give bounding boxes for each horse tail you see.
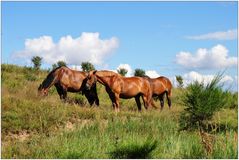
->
[161,76,172,97]
[39,66,64,91]
[164,77,172,108]
[167,78,173,97]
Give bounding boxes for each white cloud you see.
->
[176,44,237,69]
[13,32,119,66]
[146,70,160,78]
[182,71,234,86]
[68,65,82,71]
[116,64,133,77]
[186,29,238,40]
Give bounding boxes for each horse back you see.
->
[57,67,87,91]
[157,76,172,89]
[120,76,151,95]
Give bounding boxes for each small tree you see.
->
[57,60,67,67]
[52,60,67,69]
[117,68,128,76]
[179,74,227,131]
[31,56,42,70]
[52,63,58,70]
[134,68,146,77]
[176,75,184,88]
[81,62,95,72]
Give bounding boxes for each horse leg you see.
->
[135,95,142,111]
[95,96,100,106]
[159,94,165,111]
[55,85,64,100]
[142,95,149,110]
[93,86,100,106]
[91,84,100,106]
[114,93,120,112]
[106,87,117,111]
[166,91,172,109]
[62,90,67,102]
[150,97,158,109]
[107,89,117,111]
[84,90,94,106]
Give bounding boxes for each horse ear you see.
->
[93,70,97,74]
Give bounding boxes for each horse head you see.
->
[38,84,49,96]
[85,70,97,90]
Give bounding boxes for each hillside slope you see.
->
[1,64,238,158]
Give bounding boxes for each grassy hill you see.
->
[1,64,238,158]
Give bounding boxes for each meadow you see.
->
[1,64,238,158]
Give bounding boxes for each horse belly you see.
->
[120,83,140,98]
[119,93,136,99]
[153,88,165,95]
[67,87,81,92]
[119,91,139,99]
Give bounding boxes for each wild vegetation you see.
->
[1,64,238,158]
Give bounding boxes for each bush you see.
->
[81,62,95,72]
[224,91,238,109]
[31,56,42,70]
[179,74,227,131]
[134,68,146,77]
[117,68,128,76]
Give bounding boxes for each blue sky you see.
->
[2,1,238,90]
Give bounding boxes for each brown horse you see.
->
[144,76,172,110]
[38,66,99,106]
[85,70,152,112]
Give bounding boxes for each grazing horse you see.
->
[85,70,152,112]
[38,66,99,106]
[144,76,172,110]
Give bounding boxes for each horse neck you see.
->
[41,68,60,90]
[95,74,112,86]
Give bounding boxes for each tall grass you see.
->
[1,64,238,159]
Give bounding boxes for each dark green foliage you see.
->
[224,91,238,109]
[110,139,157,159]
[57,61,67,67]
[81,62,95,72]
[117,68,128,76]
[179,74,227,131]
[176,75,184,88]
[31,56,42,70]
[52,64,58,70]
[52,61,67,69]
[134,68,146,77]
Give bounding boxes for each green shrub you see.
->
[24,72,37,81]
[179,74,227,131]
[224,92,238,109]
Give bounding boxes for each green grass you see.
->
[1,64,238,158]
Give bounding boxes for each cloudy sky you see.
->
[2,1,238,91]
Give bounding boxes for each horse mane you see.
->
[38,66,64,90]
[142,75,150,79]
